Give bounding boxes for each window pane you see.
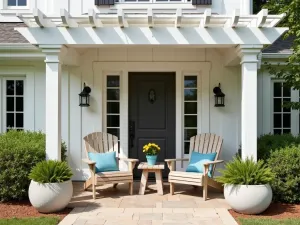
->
[184,116,197,127]
[274,129,282,134]
[283,129,291,134]
[7,97,14,111]
[283,114,291,128]
[184,76,197,88]
[283,85,291,97]
[184,142,190,154]
[107,128,120,139]
[184,89,197,101]
[16,81,24,95]
[18,0,27,6]
[16,113,23,127]
[107,102,119,114]
[16,97,23,112]
[283,98,291,112]
[107,115,119,127]
[6,80,14,95]
[7,0,16,6]
[184,102,197,114]
[107,89,120,100]
[273,114,281,128]
[273,98,282,112]
[273,83,282,97]
[184,129,197,141]
[107,76,119,87]
[7,113,14,127]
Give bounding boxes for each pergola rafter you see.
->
[13,8,286,28]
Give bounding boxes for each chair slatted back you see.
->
[189,133,223,177]
[83,132,119,158]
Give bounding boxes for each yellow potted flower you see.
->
[143,143,161,166]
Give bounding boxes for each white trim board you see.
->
[93,61,210,173]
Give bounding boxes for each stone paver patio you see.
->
[59,181,237,225]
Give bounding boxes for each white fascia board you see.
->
[0,43,38,50]
[15,27,288,45]
[0,44,44,60]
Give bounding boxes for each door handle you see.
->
[129,120,135,148]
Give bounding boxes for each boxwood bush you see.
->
[257,133,300,160]
[267,145,300,203]
[0,130,67,201]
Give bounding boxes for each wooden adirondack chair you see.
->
[165,133,223,201]
[82,132,138,199]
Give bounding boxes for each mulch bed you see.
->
[230,203,300,223]
[0,200,72,221]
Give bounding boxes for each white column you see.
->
[237,45,263,161]
[41,45,62,161]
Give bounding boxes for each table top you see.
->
[138,162,165,170]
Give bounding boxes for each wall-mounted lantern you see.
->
[213,83,225,107]
[79,83,91,107]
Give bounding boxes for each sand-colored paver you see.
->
[58,182,237,225]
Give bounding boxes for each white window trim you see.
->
[3,0,29,9]
[2,77,25,132]
[271,79,299,135]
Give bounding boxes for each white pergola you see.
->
[10,8,288,161]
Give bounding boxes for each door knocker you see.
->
[148,89,156,104]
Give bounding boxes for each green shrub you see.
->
[257,133,300,161]
[267,145,300,203]
[0,130,67,201]
[216,157,275,185]
[29,160,73,183]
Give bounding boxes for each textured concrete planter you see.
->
[29,180,73,213]
[224,184,272,215]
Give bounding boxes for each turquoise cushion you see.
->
[186,152,217,177]
[88,152,119,173]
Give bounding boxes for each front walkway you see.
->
[59,182,237,225]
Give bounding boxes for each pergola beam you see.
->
[225,9,240,28]
[88,8,102,28]
[60,9,78,28]
[33,8,55,28]
[200,9,211,28]
[175,8,182,28]
[148,8,153,28]
[257,9,268,28]
[118,8,126,28]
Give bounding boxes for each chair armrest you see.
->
[203,160,224,166]
[165,158,189,162]
[82,158,96,165]
[119,158,139,163]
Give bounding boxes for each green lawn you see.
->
[0,217,60,225]
[239,218,300,225]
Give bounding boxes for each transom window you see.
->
[4,79,24,131]
[7,0,27,7]
[184,76,198,154]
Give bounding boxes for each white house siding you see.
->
[0,47,241,180]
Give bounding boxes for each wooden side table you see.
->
[138,162,164,195]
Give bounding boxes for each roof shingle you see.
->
[0,23,28,43]
[263,35,295,54]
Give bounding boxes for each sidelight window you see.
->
[106,75,120,144]
[183,76,198,154]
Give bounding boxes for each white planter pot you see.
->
[28,180,73,213]
[224,184,272,215]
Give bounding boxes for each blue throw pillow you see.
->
[88,152,119,173]
[186,152,217,177]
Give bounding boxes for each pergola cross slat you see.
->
[13,8,286,28]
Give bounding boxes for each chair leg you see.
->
[83,177,92,191]
[203,183,208,201]
[113,183,118,188]
[129,182,133,195]
[170,182,174,195]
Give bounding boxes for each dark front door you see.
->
[129,72,176,179]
